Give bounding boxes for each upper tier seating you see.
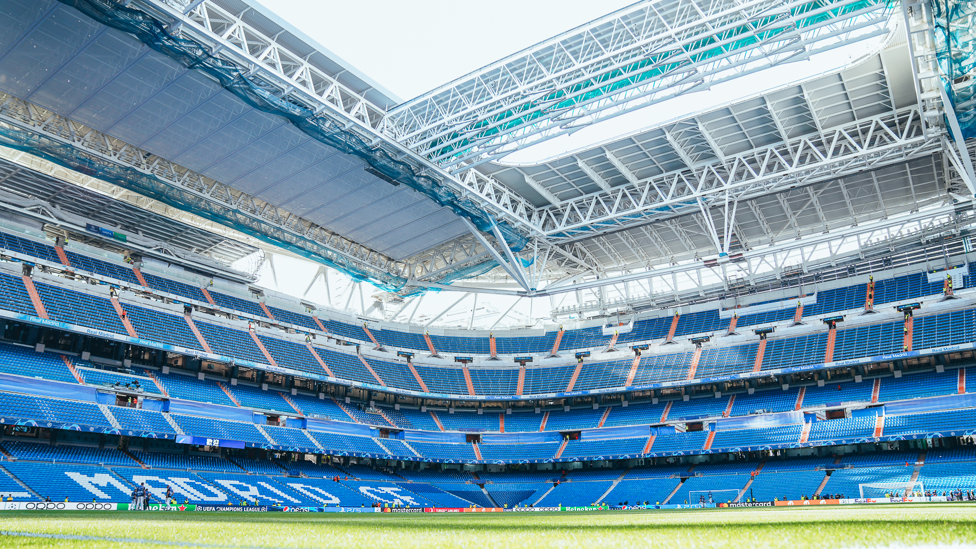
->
[0,271,42,317]
[208,289,269,319]
[169,415,269,445]
[110,406,178,435]
[225,383,293,414]
[34,282,127,335]
[63,251,139,285]
[125,304,204,351]
[144,370,237,407]
[139,272,207,303]
[0,231,60,263]
[193,321,267,365]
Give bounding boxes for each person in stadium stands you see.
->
[166,485,174,505]
[130,487,137,510]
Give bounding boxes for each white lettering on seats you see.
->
[64,472,130,499]
[212,480,300,503]
[358,486,418,506]
[285,484,341,505]
[167,478,227,502]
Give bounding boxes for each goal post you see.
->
[687,489,741,504]
[858,481,924,499]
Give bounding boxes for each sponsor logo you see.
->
[196,505,268,512]
[383,508,424,513]
[721,502,773,508]
[509,507,560,512]
[19,502,117,511]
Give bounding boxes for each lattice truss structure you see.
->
[0,0,972,318]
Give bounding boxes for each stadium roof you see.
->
[0,0,972,327]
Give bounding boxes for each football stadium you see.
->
[0,0,974,546]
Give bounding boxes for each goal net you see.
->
[858,481,924,499]
[687,489,741,504]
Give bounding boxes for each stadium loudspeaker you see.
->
[395,403,400,411]
[421,406,427,412]
[564,406,570,412]
[652,398,659,404]
[124,359,132,367]
[35,343,44,353]
[230,378,237,385]
[262,383,268,391]
[198,372,205,380]
[817,379,825,387]
[345,396,351,404]
[534,407,540,413]
[893,370,902,378]
[747,388,755,394]
[449,408,455,414]
[82,351,90,361]
[936,364,945,373]
[592,403,599,410]
[370,401,375,407]
[477,408,483,415]
[292,388,298,395]
[318,392,325,399]
[622,401,628,407]
[714,392,721,398]
[162,365,169,374]
[854,375,863,383]
[682,395,690,401]
[506,408,511,414]
[781,384,789,390]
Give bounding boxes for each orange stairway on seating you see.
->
[305,344,335,376]
[132,268,149,288]
[358,354,386,386]
[625,354,641,386]
[723,395,735,417]
[183,314,212,353]
[665,314,679,342]
[462,366,476,395]
[550,329,563,356]
[605,331,618,350]
[424,333,438,356]
[793,302,804,324]
[904,316,914,352]
[407,362,429,392]
[61,355,83,384]
[259,303,276,321]
[871,378,881,403]
[472,443,482,460]
[642,435,656,454]
[200,287,217,307]
[21,276,48,319]
[516,366,525,395]
[281,393,303,415]
[217,383,241,406]
[702,431,716,450]
[110,298,138,338]
[312,316,327,332]
[489,334,497,358]
[960,368,966,394]
[752,339,766,372]
[659,401,672,422]
[799,421,812,443]
[499,413,505,433]
[554,439,568,459]
[687,346,702,380]
[566,362,584,392]
[727,314,738,334]
[824,327,837,363]
[248,332,279,367]
[864,278,875,311]
[873,415,885,437]
[538,411,549,432]
[55,246,71,268]
[361,324,382,349]
[598,407,611,428]
[795,387,806,410]
[429,410,445,431]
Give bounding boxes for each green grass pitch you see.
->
[0,505,974,548]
